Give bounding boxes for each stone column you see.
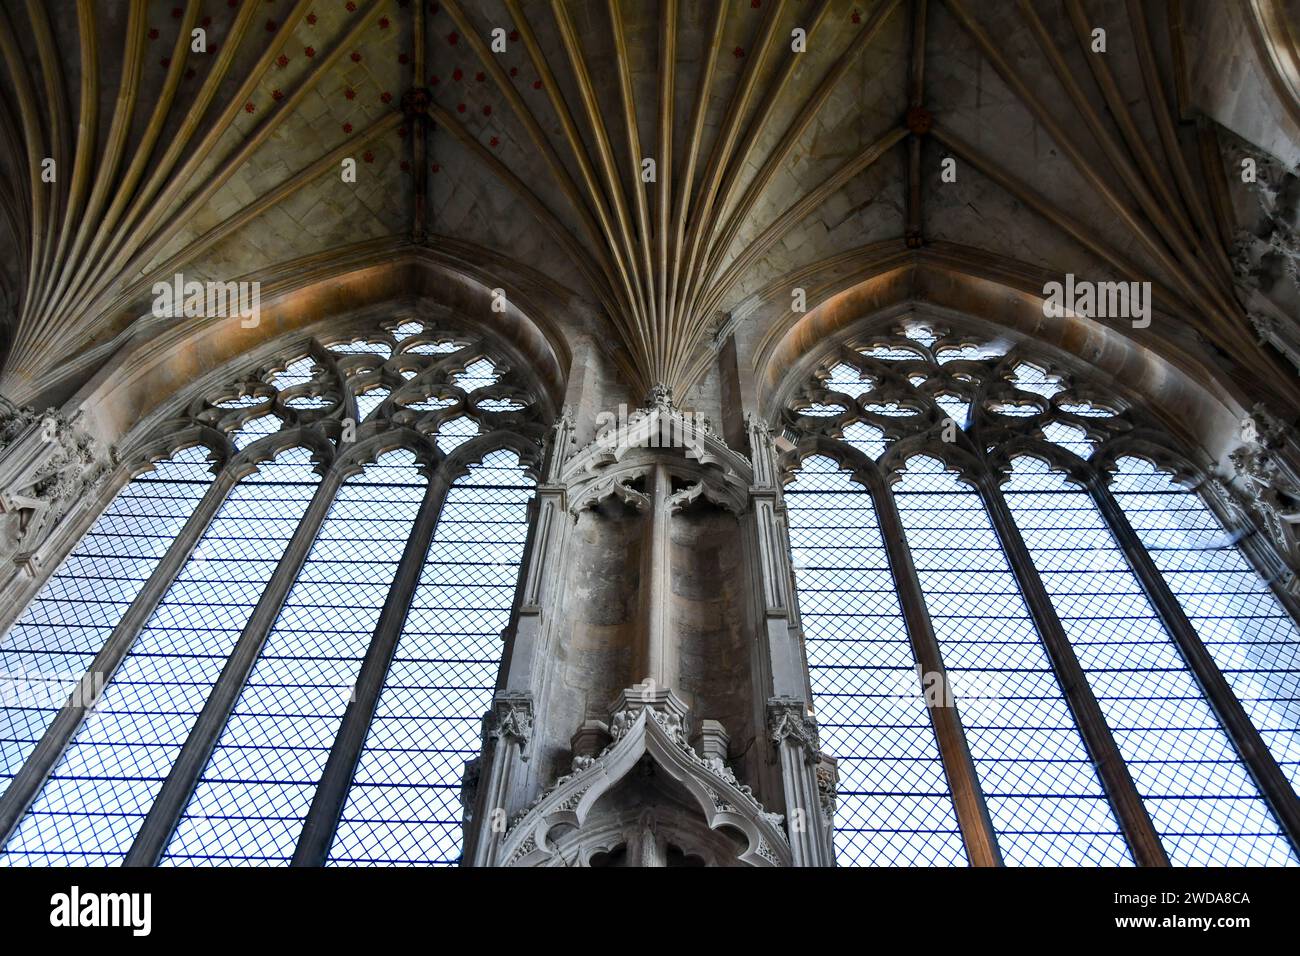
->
[767,697,834,866]
[467,693,533,867]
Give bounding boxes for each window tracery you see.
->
[780,319,1300,867]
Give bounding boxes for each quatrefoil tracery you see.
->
[780,321,1178,487]
[147,315,548,478]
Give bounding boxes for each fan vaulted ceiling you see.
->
[0,0,1297,412]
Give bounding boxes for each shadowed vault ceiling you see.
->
[0,0,1298,413]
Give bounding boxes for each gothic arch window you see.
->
[0,313,547,867]
[890,454,1130,866]
[162,449,429,865]
[1108,457,1300,793]
[3,447,322,866]
[780,320,1300,867]
[1002,456,1289,865]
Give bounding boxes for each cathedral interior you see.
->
[0,0,1298,869]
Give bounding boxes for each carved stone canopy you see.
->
[561,407,753,520]
[497,690,790,867]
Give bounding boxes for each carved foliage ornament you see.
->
[0,403,118,568]
[489,694,534,756]
[767,697,821,765]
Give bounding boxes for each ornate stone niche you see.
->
[497,688,790,867]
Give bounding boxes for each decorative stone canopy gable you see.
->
[497,687,790,868]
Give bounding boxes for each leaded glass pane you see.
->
[0,447,214,800]
[842,421,888,460]
[1111,459,1300,795]
[1004,456,1296,866]
[799,402,847,418]
[934,394,970,428]
[1040,421,1092,459]
[328,449,534,865]
[160,450,426,866]
[785,456,966,866]
[1009,363,1065,399]
[451,359,499,392]
[824,364,873,397]
[230,413,285,450]
[0,448,319,866]
[356,387,390,422]
[893,455,1131,865]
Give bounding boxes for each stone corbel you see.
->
[488,692,534,758]
[767,696,821,766]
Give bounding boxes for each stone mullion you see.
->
[0,465,240,851]
[975,471,1170,866]
[746,420,812,812]
[767,697,834,867]
[862,466,1003,866]
[124,466,348,866]
[1086,474,1300,853]
[291,468,451,867]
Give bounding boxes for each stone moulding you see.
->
[497,707,791,867]
[566,468,652,517]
